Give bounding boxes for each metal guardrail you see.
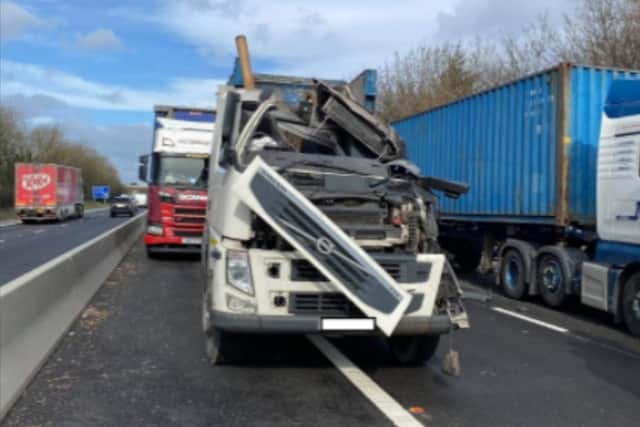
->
[0,212,146,419]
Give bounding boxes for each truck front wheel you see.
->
[622,272,640,337]
[205,328,247,365]
[388,334,440,365]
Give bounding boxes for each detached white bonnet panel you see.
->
[233,157,412,336]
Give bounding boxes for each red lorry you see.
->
[14,163,85,223]
[138,105,215,257]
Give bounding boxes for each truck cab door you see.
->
[233,156,412,336]
[597,80,640,246]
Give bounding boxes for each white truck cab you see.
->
[201,82,469,364]
[580,79,640,335]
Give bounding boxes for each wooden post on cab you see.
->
[235,35,255,89]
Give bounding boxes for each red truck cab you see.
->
[140,105,215,256]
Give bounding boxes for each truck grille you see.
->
[173,206,206,227]
[290,257,428,283]
[175,207,206,215]
[289,293,365,316]
[173,229,202,237]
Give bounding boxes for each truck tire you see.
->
[500,249,527,300]
[388,334,440,365]
[205,328,247,365]
[622,272,640,337]
[537,253,568,308]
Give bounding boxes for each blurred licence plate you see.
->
[321,318,375,331]
[183,238,201,245]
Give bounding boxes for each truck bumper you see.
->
[15,208,57,220]
[144,234,201,253]
[209,309,454,335]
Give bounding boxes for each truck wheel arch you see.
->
[498,239,538,295]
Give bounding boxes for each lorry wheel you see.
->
[388,334,440,365]
[537,253,567,308]
[500,249,527,299]
[205,328,247,365]
[146,247,157,259]
[622,272,640,337]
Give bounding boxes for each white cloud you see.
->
[0,1,42,42]
[27,116,56,126]
[0,59,224,112]
[122,0,567,80]
[76,28,124,51]
[114,0,453,79]
[434,0,572,41]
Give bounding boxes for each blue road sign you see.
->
[92,185,110,200]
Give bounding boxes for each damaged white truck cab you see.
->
[202,81,469,364]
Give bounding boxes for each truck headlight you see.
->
[158,191,175,203]
[226,250,254,295]
[147,224,163,235]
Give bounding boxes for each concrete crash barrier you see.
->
[0,213,146,419]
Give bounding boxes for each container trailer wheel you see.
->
[388,334,440,365]
[500,249,527,299]
[622,272,640,337]
[537,253,568,308]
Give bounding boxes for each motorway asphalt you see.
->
[2,241,639,427]
[0,209,139,285]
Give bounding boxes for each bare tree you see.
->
[563,0,640,68]
[378,43,479,122]
[377,0,640,122]
[0,108,125,207]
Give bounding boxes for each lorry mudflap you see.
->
[234,156,412,336]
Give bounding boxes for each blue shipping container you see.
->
[393,64,639,226]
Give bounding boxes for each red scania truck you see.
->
[139,105,215,257]
[14,163,84,223]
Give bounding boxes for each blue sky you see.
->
[0,0,569,182]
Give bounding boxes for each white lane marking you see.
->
[0,240,5,244]
[308,335,423,427]
[491,307,569,333]
[34,229,45,234]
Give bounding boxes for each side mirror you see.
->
[138,154,149,182]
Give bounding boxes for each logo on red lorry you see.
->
[21,173,51,191]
